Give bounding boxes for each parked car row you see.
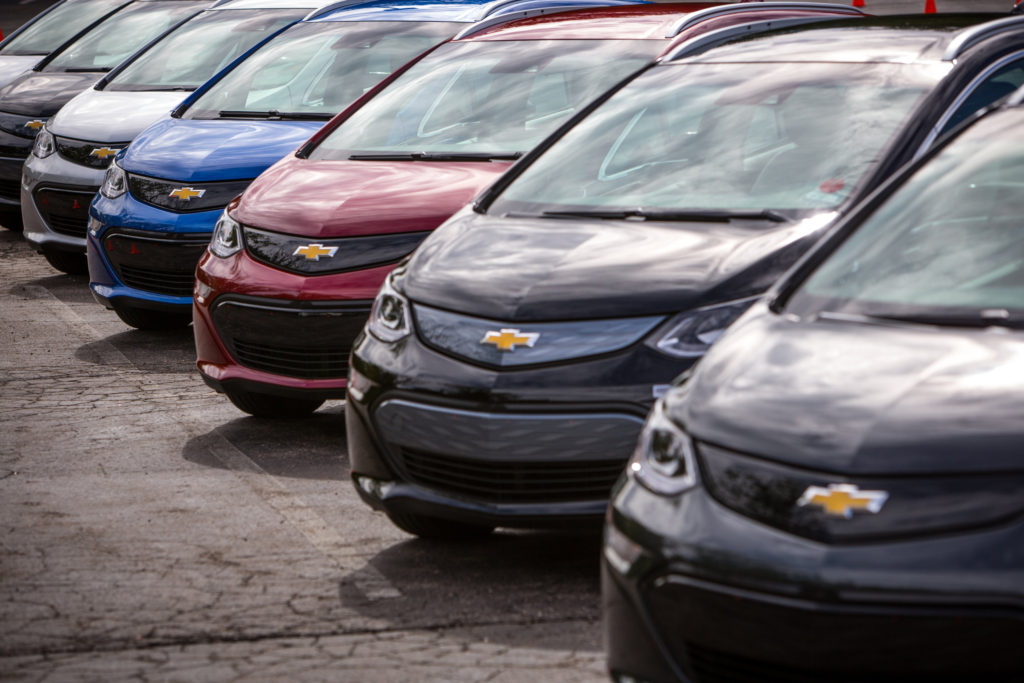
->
[3,1,1022,681]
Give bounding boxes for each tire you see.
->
[43,250,88,275]
[113,304,192,331]
[224,387,324,418]
[0,208,22,232]
[385,510,495,540]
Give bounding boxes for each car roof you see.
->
[674,14,1022,64]
[308,0,640,24]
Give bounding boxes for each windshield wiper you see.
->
[540,208,789,222]
[62,67,112,73]
[217,110,331,120]
[818,309,1024,330]
[348,151,522,162]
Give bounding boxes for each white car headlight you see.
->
[99,160,127,199]
[32,129,55,159]
[209,211,242,258]
[368,275,411,343]
[628,399,697,496]
[648,296,758,358]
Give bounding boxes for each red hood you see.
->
[232,156,514,239]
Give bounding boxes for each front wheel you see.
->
[114,304,192,330]
[386,510,495,540]
[43,250,87,275]
[224,387,324,418]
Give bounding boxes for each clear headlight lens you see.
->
[648,296,758,358]
[209,211,242,258]
[99,161,127,199]
[32,129,54,158]
[628,400,697,496]
[368,275,411,343]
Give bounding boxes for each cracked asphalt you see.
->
[0,229,607,682]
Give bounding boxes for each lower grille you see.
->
[0,178,21,202]
[103,228,209,297]
[33,187,97,238]
[210,296,371,380]
[398,447,625,503]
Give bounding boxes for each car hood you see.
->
[0,70,101,116]
[232,157,513,238]
[679,304,1024,475]
[121,117,325,182]
[399,211,834,320]
[0,55,42,92]
[48,88,186,142]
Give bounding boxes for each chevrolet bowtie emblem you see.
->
[797,483,888,519]
[25,120,45,131]
[169,187,205,200]
[293,243,338,261]
[90,146,120,159]
[481,328,539,351]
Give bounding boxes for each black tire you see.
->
[385,510,495,540]
[113,304,192,330]
[0,208,22,232]
[224,388,324,418]
[43,250,88,275]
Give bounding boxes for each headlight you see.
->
[648,296,758,358]
[32,129,55,158]
[209,211,242,258]
[628,399,697,496]
[99,161,127,199]
[368,275,410,343]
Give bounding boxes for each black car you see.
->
[346,13,1024,538]
[0,0,208,229]
[603,88,1024,683]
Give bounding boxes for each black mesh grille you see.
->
[32,187,97,238]
[397,447,624,503]
[127,173,250,213]
[116,264,196,297]
[0,178,21,202]
[55,136,126,169]
[210,296,371,380]
[102,228,209,297]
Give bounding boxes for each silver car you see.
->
[21,0,325,273]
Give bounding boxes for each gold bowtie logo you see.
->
[169,186,205,200]
[90,146,120,159]
[481,328,539,351]
[293,243,338,261]
[25,120,45,131]
[797,483,888,519]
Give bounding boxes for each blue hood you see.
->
[120,116,323,181]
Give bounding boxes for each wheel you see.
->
[385,510,495,540]
[113,304,192,330]
[42,250,88,275]
[0,208,22,232]
[224,387,324,418]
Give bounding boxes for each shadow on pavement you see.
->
[75,327,195,371]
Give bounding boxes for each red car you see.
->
[194,1,865,416]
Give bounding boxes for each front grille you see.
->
[0,178,21,202]
[398,447,625,503]
[102,227,210,297]
[55,136,126,169]
[210,296,371,380]
[243,225,430,276]
[0,144,30,160]
[127,173,251,213]
[33,187,97,238]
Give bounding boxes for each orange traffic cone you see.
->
[924,0,936,12]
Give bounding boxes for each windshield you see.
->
[105,9,301,91]
[184,21,461,120]
[0,0,125,56]
[309,39,658,160]
[45,1,204,73]
[787,111,1024,328]
[489,62,934,219]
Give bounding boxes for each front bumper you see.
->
[603,476,1024,683]
[346,325,695,528]
[22,150,105,253]
[0,129,32,211]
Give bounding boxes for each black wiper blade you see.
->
[218,109,330,120]
[540,208,789,222]
[348,151,522,161]
[867,311,1024,330]
[62,67,111,73]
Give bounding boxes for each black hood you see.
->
[678,303,1024,475]
[401,210,833,321]
[0,71,101,116]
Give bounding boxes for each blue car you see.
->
[87,0,639,330]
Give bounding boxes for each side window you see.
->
[939,57,1024,137]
